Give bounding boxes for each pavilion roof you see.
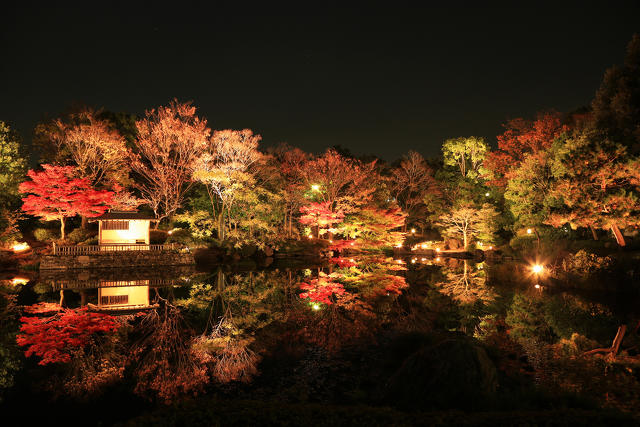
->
[90,211,155,221]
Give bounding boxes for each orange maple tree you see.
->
[484,112,569,188]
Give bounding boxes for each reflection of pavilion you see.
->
[44,265,196,313]
[95,280,153,311]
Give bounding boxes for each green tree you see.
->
[546,128,640,246]
[504,150,557,234]
[437,203,499,250]
[592,34,640,151]
[193,129,262,240]
[0,122,27,245]
[442,136,488,179]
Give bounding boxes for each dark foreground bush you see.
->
[119,398,636,427]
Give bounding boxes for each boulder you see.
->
[386,337,498,409]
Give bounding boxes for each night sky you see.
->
[2,3,639,161]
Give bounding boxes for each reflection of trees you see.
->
[0,289,21,400]
[291,292,376,353]
[179,269,295,384]
[293,258,411,352]
[129,301,207,403]
[435,260,495,305]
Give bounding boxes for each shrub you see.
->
[561,250,613,277]
[67,227,95,244]
[33,227,57,242]
[165,229,195,246]
[80,237,98,246]
[149,230,167,244]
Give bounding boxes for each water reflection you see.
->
[6,255,640,411]
[434,259,495,305]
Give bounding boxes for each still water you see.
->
[5,255,640,418]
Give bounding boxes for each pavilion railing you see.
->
[52,243,180,256]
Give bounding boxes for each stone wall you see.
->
[40,250,195,270]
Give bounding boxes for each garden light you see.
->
[527,228,532,234]
[311,303,321,311]
[12,242,29,252]
[532,264,544,274]
[12,277,29,285]
[411,228,416,234]
[311,184,320,191]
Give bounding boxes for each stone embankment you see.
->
[40,250,195,270]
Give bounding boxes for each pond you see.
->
[2,255,640,424]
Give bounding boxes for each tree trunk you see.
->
[534,228,541,250]
[60,216,66,240]
[584,325,627,358]
[611,224,626,247]
[217,212,225,240]
[81,215,88,229]
[283,211,288,237]
[589,225,599,241]
[463,230,468,251]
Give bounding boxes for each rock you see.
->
[386,337,498,409]
[264,245,275,257]
[446,239,462,250]
[241,244,257,258]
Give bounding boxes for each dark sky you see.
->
[2,3,639,161]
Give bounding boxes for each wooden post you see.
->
[52,242,56,255]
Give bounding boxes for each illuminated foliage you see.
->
[130,100,210,225]
[546,128,640,246]
[504,150,556,230]
[47,109,130,186]
[0,121,27,245]
[16,307,118,365]
[391,151,440,229]
[437,203,499,250]
[193,129,262,240]
[484,112,568,188]
[299,273,346,305]
[338,207,406,248]
[442,136,488,179]
[270,143,310,237]
[0,121,27,199]
[298,201,344,238]
[19,165,114,239]
[302,148,378,214]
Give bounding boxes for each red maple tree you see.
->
[299,201,344,238]
[16,307,119,365]
[19,165,114,239]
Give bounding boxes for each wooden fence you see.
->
[52,243,179,256]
